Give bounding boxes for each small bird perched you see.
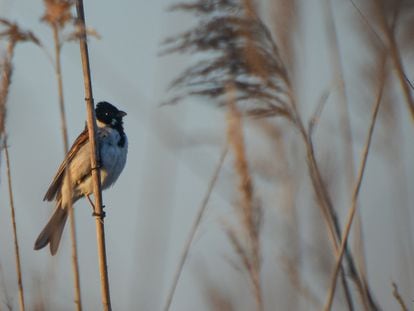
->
[34,101,128,255]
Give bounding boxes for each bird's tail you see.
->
[34,204,68,255]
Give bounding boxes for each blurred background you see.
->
[0,0,414,310]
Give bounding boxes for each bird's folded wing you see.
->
[43,127,90,201]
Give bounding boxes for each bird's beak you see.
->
[118,110,127,117]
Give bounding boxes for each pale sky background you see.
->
[0,0,414,310]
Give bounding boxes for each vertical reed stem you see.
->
[74,1,111,310]
[323,64,384,311]
[163,144,228,311]
[51,24,82,311]
[3,137,25,311]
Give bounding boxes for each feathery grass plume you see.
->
[41,1,83,309]
[0,19,39,144]
[163,1,275,309]
[163,1,381,309]
[162,0,292,119]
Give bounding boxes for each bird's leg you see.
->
[86,194,95,212]
[86,194,106,220]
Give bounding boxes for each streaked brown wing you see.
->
[43,126,89,201]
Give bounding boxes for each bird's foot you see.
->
[92,210,106,219]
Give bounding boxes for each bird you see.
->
[34,101,128,255]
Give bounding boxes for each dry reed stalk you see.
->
[323,6,356,310]
[299,116,359,309]
[162,2,375,308]
[0,20,38,311]
[163,144,229,311]
[226,83,263,311]
[348,2,410,307]
[293,94,383,310]
[3,137,25,311]
[74,1,111,309]
[323,56,386,311]
[49,16,83,310]
[42,2,83,306]
[324,1,374,309]
[371,0,414,122]
[392,282,408,311]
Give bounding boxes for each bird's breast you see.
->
[99,128,128,189]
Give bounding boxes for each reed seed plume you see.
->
[0,19,39,144]
[162,0,291,119]
[162,1,382,309]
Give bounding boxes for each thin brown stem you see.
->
[392,282,408,311]
[3,137,25,311]
[323,63,385,311]
[51,24,82,311]
[74,1,111,310]
[292,100,377,310]
[324,1,370,309]
[0,36,24,311]
[372,0,414,122]
[163,144,228,311]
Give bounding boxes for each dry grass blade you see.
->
[44,0,83,307]
[3,137,25,311]
[323,58,385,311]
[74,0,111,309]
[163,144,228,311]
[371,0,414,122]
[392,282,408,311]
[324,1,370,308]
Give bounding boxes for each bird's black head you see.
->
[95,101,127,128]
